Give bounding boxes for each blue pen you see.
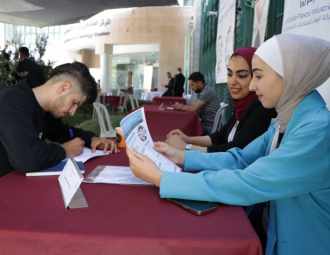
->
[69,129,74,139]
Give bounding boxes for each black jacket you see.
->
[15,58,46,88]
[173,73,185,97]
[0,79,96,178]
[207,97,277,153]
[162,77,174,97]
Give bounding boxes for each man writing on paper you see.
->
[171,72,220,135]
[0,62,118,178]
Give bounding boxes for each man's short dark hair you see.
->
[138,126,144,131]
[18,47,29,57]
[49,62,97,104]
[188,72,205,83]
[177,67,182,72]
[167,72,171,76]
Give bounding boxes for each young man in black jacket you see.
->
[0,62,118,178]
[15,47,46,88]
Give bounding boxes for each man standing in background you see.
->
[15,47,46,88]
[1,44,8,55]
[172,67,185,97]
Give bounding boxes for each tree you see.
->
[0,35,27,89]
[30,33,55,79]
[0,32,54,90]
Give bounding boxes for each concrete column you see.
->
[96,44,113,93]
[100,54,111,93]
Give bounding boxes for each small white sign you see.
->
[58,158,86,208]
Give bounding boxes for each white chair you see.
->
[93,102,116,138]
[117,93,128,113]
[211,103,228,133]
[141,92,146,100]
[133,89,142,100]
[92,92,101,119]
[128,94,139,110]
[116,87,121,96]
[184,94,192,105]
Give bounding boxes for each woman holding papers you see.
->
[127,34,330,255]
[166,47,276,153]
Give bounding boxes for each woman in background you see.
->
[166,47,276,153]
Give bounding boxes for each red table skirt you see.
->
[100,95,121,109]
[152,96,187,106]
[0,105,261,255]
[0,151,262,255]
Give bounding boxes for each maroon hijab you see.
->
[230,47,257,120]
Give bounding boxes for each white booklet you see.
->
[120,107,181,173]
[74,147,109,163]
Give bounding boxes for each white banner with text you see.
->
[252,0,270,47]
[215,0,236,83]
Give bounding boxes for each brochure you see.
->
[120,107,181,173]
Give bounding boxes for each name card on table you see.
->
[58,158,88,209]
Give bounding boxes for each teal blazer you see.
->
[160,91,330,255]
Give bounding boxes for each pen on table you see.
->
[69,129,74,139]
[158,103,164,110]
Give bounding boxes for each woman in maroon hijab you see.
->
[166,47,277,153]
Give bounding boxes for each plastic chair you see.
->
[93,102,117,138]
[141,91,146,100]
[184,94,192,105]
[128,94,139,110]
[211,104,228,133]
[92,92,101,119]
[117,93,128,113]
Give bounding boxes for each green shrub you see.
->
[75,113,125,136]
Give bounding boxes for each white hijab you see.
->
[256,34,330,132]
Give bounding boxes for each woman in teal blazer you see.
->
[126,34,330,255]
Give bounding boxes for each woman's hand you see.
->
[153,142,185,165]
[166,135,187,151]
[126,147,163,187]
[166,129,190,143]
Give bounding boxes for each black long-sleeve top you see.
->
[0,79,96,178]
[207,97,277,153]
[162,77,174,97]
[15,58,46,88]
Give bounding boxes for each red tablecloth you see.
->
[100,95,121,109]
[0,151,262,255]
[152,96,187,106]
[127,105,204,140]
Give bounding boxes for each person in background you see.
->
[167,47,276,153]
[172,72,220,135]
[1,44,8,55]
[2,53,10,72]
[172,67,185,97]
[161,72,174,97]
[127,34,330,255]
[15,46,46,88]
[0,62,118,178]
